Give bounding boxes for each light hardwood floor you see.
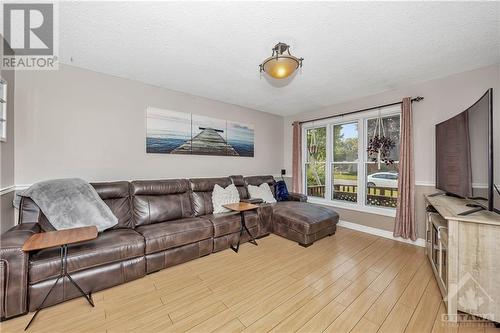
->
[2,227,499,333]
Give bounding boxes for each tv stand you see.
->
[425,194,500,324]
[458,203,485,216]
[428,192,445,197]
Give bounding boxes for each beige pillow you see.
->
[248,183,276,203]
[212,184,240,214]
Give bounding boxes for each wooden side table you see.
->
[22,226,98,330]
[223,202,259,253]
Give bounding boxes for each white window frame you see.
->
[0,78,6,142]
[302,105,401,217]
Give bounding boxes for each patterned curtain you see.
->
[292,121,303,193]
[394,97,416,240]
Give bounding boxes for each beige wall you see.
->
[283,64,500,239]
[14,64,284,184]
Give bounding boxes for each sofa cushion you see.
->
[136,217,213,254]
[189,178,232,216]
[272,201,339,235]
[229,175,249,199]
[206,211,259,237]
[92,181,133,229]
[131,179,193,226]
[29,229,145,284]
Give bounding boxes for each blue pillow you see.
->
[275,180,289,201]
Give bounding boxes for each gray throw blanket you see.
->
[20,178,118,232]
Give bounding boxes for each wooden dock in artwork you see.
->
[171,128,239,156]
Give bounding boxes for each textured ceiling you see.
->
[59,2,500,116]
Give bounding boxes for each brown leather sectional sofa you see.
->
[0,175,338,320]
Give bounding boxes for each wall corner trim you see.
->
[1,184,31,196]
[415,181,436,187]
[0,185,16,196]
[337,220,426,247]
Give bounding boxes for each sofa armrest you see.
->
[0,223,40,320]
[287,192,307,202]
[256,203,273,235]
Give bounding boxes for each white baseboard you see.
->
[337,220,426,247]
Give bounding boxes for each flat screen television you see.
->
[435,88,499,214]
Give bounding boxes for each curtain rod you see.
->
[296,96,424,125]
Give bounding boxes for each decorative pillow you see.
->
[248,183,277,203]
[212,184,240,214]
[275,180,289,201]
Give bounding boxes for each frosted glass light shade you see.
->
[262,56,300,79]
[259,43,303,80]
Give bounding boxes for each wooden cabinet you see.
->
[425,209,448,297]
[425,194,500,323]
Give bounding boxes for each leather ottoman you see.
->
[272,201,339,247]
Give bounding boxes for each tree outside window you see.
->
[332,122,358,202]
[305,127,326,198]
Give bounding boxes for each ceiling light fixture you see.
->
[259,42,303,79]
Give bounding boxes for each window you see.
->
[302,106,401,215]
[365,115,400,208]
[305,127,326,198]
[0,79,6,142]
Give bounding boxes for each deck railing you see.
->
[307,185,325,197]
[306,184,398,208]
